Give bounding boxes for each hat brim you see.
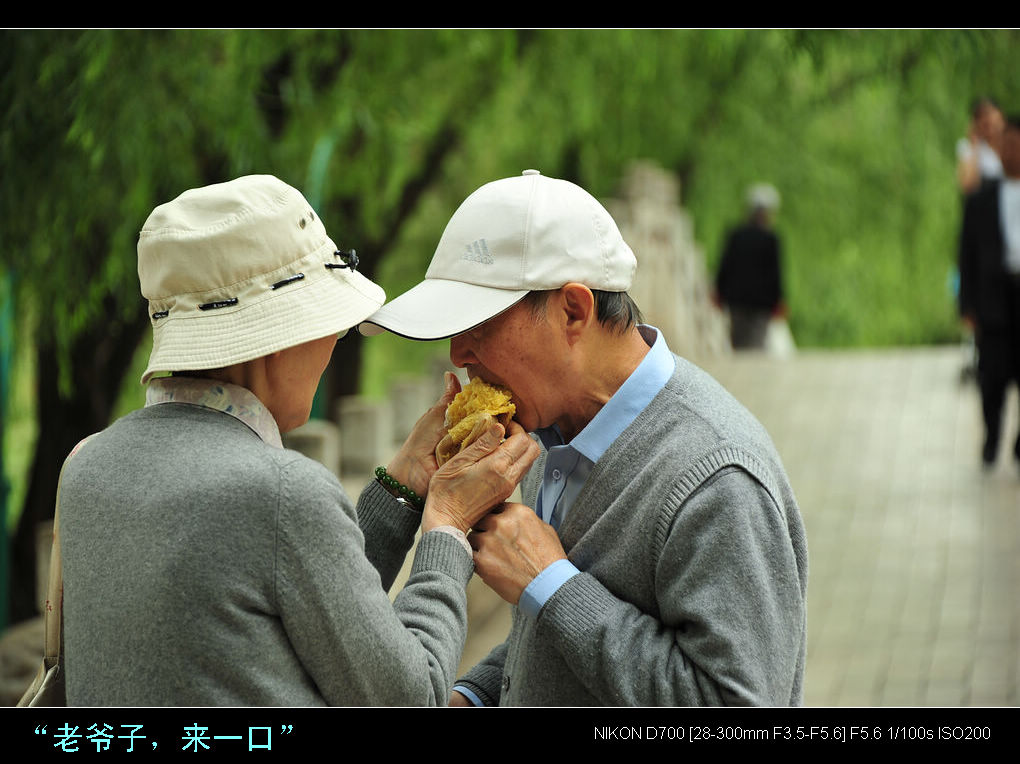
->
[359,279,531,340]
[142,268,384,383]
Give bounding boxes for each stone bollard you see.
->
[388,378,435,445]
[336,396,393,476]
[282,418,343,477]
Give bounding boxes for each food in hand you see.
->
[436,377,516,466]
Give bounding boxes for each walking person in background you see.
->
[958,115,1020,472]
[956,97,1005,383]
[714,183,787,350]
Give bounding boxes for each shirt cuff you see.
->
[452,685,484,707]
[519,558,579,619]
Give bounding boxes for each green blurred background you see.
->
[1,28,1017,629]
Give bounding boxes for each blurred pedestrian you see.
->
[956,98,1006,383]
[714,183,787,350]
[958,114,1020,470]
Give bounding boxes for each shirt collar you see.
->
[537,324,675,462]
[145,376,284,449]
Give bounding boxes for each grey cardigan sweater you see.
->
[59,402,472,706]
[457,356,808,706]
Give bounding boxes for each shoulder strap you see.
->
[44,434,98,663]
[17,433,97,707]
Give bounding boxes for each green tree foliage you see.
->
[1,29,1017,624]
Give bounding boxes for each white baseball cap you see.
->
[359,169,636,340]
[138,174,385,383]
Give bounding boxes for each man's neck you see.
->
[554,325,652,442]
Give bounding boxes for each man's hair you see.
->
[523,288,644,334]
[1007,113,1020,131]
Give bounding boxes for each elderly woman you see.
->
[55,175,537,706]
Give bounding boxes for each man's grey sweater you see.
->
[59,402,472,706]
[457,356,808,706]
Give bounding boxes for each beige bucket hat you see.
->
[138,174,384,383]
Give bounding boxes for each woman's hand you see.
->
[386,372,461,498]
[423,420,539,534]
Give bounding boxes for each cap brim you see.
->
[359,278,530,340]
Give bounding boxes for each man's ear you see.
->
[559,283,595,343]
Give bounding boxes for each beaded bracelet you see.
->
[375,466,425,511]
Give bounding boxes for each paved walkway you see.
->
[414,346,1019,707]
[704,346,1018,706]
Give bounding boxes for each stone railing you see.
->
[608,160,732,363]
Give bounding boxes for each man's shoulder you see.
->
[633,356,784,469]
[659,356,759,427]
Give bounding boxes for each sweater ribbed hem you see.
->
[412,531,474,585]
[357,479,423,541]
[454,669,502,707]
[540,572,615,649]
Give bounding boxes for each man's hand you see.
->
[448,691,473,707]
[469,503,567,604]
[386,372,461,498]
[422,421,539,534]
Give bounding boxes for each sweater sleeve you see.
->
[454,639,509,706]
[274,457,474,706]
[533,467,806,706]
[357,478,423,591]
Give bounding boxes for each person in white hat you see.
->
[56,174,538,706]
[361,170,808,706]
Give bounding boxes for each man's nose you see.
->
[449,332,477,368]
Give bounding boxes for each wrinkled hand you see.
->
[386,372,462,498]
[469,503,567,605]
[422,420,539,534]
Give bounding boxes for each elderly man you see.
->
[361,170,808,706]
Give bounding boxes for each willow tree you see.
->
[3,28,1017,625]
[0,28,531,624]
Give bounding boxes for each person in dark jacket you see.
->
[715,183,786,350]
[958,115,1020,469]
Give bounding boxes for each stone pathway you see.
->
[704,346,1018,706]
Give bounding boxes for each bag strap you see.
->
[43,434,98,665]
